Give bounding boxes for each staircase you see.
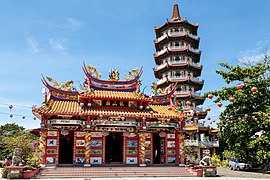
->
[37,166,195,178]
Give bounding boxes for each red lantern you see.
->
[33,117,37,120]
[200,122,203,125]
[207,117,211,120]
[217,102,222,107]
[186,101,192,106]
[207,94,214,99]
[9,105,13,109]
[10,114,13,118]
[238,117,241,121]
[251,87,258,93]
[206,107,211,111]
[218,115,223,119]
[244,114,248,118]
[236,84,243,90]
[213,120,216,123]
[229,97,235,102]
[230,115,234,118]
[22,116,25,119]
[210,122,212,124]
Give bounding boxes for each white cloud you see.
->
[238,37,270,63]
[66,18,83,31]
[27,37,40,53]
[49,38,67,51]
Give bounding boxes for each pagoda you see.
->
[153,3,204,113]
[152,4,219,160]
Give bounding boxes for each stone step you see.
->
[38,167,195,178]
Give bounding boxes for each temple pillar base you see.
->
[139,164,146,167]
[179,164,185,167]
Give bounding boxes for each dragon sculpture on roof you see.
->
[151,83,173,95]
[46,76,76,91]
[87,65,102,78]
[124,68,139,80]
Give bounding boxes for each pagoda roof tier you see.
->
[80,90,151,102]
[155,51,201,64]
[35,100,181,120]
[154,32,200,50]
[83,63,143,86]
[154,19,199,36]
[154,46,201,58]
[153,62,202,78]
[156,76,204,90]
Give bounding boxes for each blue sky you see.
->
[0,0,270,129]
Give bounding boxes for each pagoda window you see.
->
[174,28,179,32]
[180,28,183,32]
[175,56,180,61]
[174,42,179,46]
[175,71,181,77]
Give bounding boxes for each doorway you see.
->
[153,133,166,164]
[58,131,74,164]
[105,132,123,163]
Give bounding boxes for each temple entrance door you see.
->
[105,132,123,164]
[58,131,74,164]
[153,133,165,164]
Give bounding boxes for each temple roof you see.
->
[43,100,180,119]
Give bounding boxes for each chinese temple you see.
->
[32,3,219,167]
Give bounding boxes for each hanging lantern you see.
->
[236,84,243,90]
[186,101,192,106]
[229,97,235,102]
[200,122,203,125]
[33,117,37,120]
[10,114,13,118]
[238,117,242,121]
[159,131,166,137]
[251,87,258,93]
[217,102,222,107]
[213,120,216,123]
[218,115,223,120]
[22,116,25,119]
[207,117,211,120]
[61,129,69,136]
[255,118,258,121]
[207,94,214,99]
[230,115,234,118]
[258,113,262,117]
[205,107,211,111]
[203,120,206,123]
[9,105,13,110]
[242,119,246,123]
[210,122,212,124]
[244,114,248,118]
[252,116,255,119]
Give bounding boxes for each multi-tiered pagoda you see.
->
[153,4,204,112]
[152,4,218,160]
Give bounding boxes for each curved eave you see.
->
[41,75,79,95]
[154,48,201,59]
[154,34,200,50]
[153,63,203,78]
[154,20,199,35]
[83,62,143,85]
[89,83,137,92]
[157,79,204,90]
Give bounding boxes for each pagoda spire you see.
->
[171,3,181,21]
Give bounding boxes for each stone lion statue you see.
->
[12,148,22,166]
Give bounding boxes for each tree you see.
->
[0,123,25,159]
[0,123,38,161]
[206,54,270,165]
